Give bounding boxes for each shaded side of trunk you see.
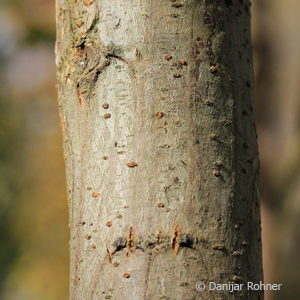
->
[56,0,263,299]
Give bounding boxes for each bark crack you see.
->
[171,225,180,255]
[127,226,135,254]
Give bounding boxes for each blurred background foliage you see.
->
[0,0,68,299]
[0,0,299,299]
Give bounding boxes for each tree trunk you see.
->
[56,0,263,299]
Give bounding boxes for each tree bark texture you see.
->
[56,0,263,299]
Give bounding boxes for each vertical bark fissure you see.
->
[143,253,152,300]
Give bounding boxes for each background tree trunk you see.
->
[56,0,263,299]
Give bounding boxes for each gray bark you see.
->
[56,0,263,299]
